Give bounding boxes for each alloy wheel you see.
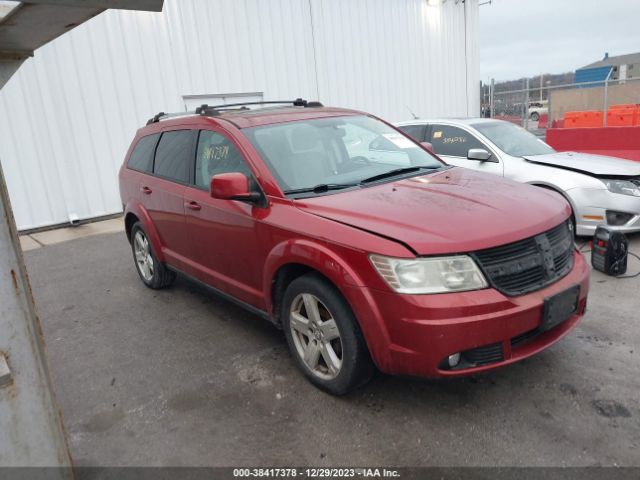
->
[133,230,154,281]
[289,293,343,380]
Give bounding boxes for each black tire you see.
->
[282,273,374,395]
[130,222,176,289]
[530,112,540,121]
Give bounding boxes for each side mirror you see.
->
[210,173,260,202]
[420,141,434,153]
[467,148,492,161]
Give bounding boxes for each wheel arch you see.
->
[262,239,392,371]
[123,203,166,262]
[263,239,366,324]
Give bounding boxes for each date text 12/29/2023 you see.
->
[232,468,401,478]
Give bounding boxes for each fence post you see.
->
[524,78,529,129]
[490,78,494,118]
[547,86,552,128]
[603,68,613,127]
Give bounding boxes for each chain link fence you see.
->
[480,76,640,135]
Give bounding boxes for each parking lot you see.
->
[23,229,640,467]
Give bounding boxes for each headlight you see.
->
[369,254,488,294]
[604,180,640,197]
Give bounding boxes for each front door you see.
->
[183,128,267,310]
[428,124,504,176]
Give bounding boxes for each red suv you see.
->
[119,99,590,394]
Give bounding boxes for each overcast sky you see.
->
[480,0,640,82]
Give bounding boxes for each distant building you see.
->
[575,52,640,86]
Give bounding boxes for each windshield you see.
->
[472,121,556,157]
[243,115,444,194]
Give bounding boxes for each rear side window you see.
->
[398,124,426,142]
[153,130,194,183]
[429,125,485,157]
[127,134,159,173]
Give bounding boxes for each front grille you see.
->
[472,221,574,296]
[462,342,503,366]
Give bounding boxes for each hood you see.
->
[523,151,640,177]
[294,167,571,255]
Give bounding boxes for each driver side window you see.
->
[429,125,486,158]
[195,130,253,189]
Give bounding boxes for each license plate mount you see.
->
[541,285,580,332]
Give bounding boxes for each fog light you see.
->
[448,353,461,368]
[606,210,634,226]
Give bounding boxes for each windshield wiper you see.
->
[359,165,440,185]
[284,183,359,195]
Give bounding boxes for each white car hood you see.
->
[523,151,640,177]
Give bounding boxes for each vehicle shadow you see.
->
[171,269,564,411]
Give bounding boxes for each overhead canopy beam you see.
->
[0,0,163,86]
[21,0,163,10]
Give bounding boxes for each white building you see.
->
[0,0,479,231]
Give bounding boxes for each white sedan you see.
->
[396,118,640,237]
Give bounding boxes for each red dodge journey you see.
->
[119,99,589,394]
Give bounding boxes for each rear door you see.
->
[141,128,197,272]
[121,133,159,207]
[183,128,267,309]
[428,124,504,176]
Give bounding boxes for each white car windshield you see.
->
[244,115,444,195]
[472,121,556,157]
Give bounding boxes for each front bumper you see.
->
[568,187,640,236]
[344,251,590,378]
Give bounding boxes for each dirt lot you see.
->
[23,232,640,467]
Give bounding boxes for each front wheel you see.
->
[530,112,540,121]
[282,273,374,395]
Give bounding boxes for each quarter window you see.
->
[127,134,159,173]
[195,130,252,189]
[398,124,426,142]
[153,130,194,183]
[429,125,486,157]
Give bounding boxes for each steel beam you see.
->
[0,160,73,474]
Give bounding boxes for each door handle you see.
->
[141,186,152,195]
[185,201,202,211]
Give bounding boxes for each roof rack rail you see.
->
[195,98,323,115]
[146,98,323,124]
[145,111,194,125]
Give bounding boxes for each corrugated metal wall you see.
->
[0,0,479,231]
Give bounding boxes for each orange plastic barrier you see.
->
[606,109,636,126]
[609,104,638,110]
[563,111,604,128]
[563,105,640,127]
[608,104,640,126]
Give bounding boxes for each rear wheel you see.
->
[282,273,374,395]
[530,112,540,121]
[130,222,176,289]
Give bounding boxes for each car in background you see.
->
[119,102,589,394]
[397,118,640,237]
[528,101,548,121]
